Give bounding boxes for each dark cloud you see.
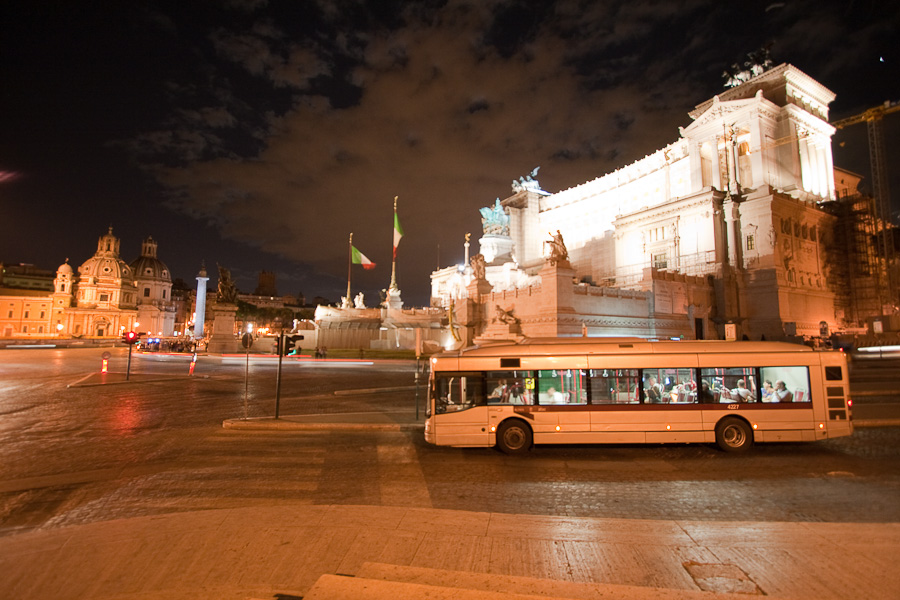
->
[1,0,898,304]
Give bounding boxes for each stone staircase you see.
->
[301,562,788,600]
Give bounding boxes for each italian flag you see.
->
[351,246,376,270]
[393,211,404,258]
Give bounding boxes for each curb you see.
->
[223,417,425,432]
[333,385,418,396]
[852,419,900,428]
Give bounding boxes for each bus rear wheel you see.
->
[715,417,753,453]
[496,419,532,454]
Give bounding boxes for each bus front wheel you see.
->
[496,419,533,454]
[715,417,753,453]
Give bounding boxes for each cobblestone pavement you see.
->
[1,348,899,538]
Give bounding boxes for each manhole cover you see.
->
[684,561,762,595]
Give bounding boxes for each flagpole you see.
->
[347,232,353,304]
[390,196,398,292]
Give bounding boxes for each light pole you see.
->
[242,323,254,420]
[274,317,284,419]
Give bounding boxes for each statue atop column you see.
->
[470,253,487,280]
[511,166,542,193]
[546,230,569,266]
[479,198,510,236]
[216,264,238,304]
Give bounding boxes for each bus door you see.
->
[585,368,646,442]
[532,369,591,437]
[432,373,489,446]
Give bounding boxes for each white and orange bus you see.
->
[424,338,853,453]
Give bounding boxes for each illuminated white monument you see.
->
[432,63,851,341]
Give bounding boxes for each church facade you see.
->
[0,228,176,339]
[432,64,880,344]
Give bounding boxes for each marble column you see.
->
[194,263,209,339]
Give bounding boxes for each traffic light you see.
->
[123,331,140,345]
[283,334,304,355]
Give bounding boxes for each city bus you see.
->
[424,338,853,453]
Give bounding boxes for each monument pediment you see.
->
[682,96,760,134]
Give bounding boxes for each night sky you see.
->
[2,0,898,306]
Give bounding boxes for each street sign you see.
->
[101,351,111,360]
[241,333,254,349]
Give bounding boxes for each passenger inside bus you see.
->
[699,380,715,403]
[670,380,695,403]
[643,376,663,403]
[488,379,508,402]
[774,380,793,402]
[541,387,567,404]
[732,379,754,402]
[761,380,775,402]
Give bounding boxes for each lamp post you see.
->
[273,317,284,419]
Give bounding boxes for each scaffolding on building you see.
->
[832,101,900,323]
[824,193,884,327]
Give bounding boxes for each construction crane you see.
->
[831,100,900,318]
[832,100,900,223]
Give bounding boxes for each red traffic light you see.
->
[123,331,139,344]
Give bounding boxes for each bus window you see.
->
[486,371,535,405]
[699,367,758,403]
[642,368,695,403]
[536,369,587,405]
[588,369,639,404]
[434,374,487,413]
[760,366,810,403]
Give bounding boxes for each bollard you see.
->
[189,352,197,376]
[101,358,109,374]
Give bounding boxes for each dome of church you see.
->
[77,228,134,283]
[78,255,134,281]
[130,237,171,282]
[57,260,74,275]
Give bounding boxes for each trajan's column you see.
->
[194,263,209,339]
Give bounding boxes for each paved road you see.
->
[2,348,899,539]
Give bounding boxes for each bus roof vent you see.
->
[500,358,521,368]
